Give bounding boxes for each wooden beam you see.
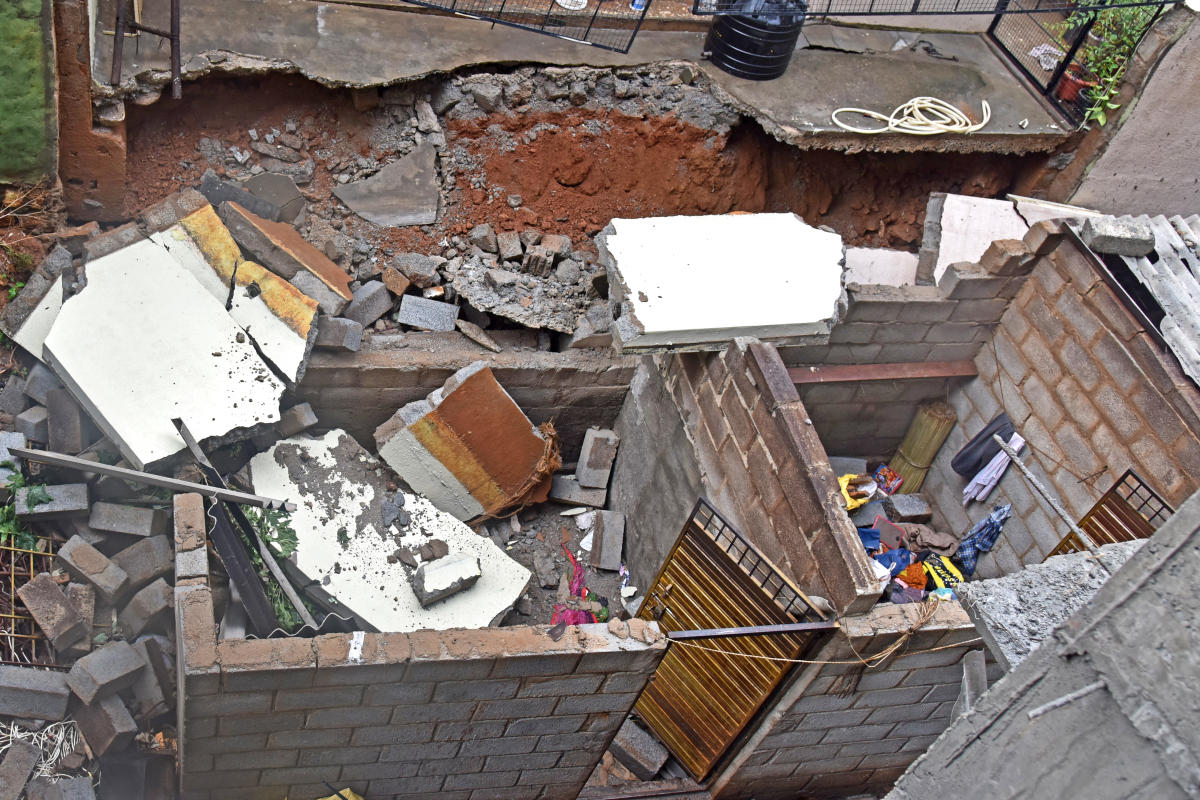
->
[788,360,977,385]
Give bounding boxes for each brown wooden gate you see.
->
[635,500,829,781]
[1046,469,1174,557]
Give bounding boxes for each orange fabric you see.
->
[899,561,927,589]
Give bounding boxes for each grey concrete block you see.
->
[110,536,173,592]
[118,578,172,637]
[575,427,619,489]
[0,377,30,416]
[24,776,96,800]
[57,536,129,604]
[0,740,39,800]
[394,253,443,289]
[549,475,606,508]
[15,573,87,650]
[0,431,29,497]
[175,545,209,580]
[89,502,168,538]
[67,640,144,704]
[61,583,95,658]
[469,223,498,253]
[1081,216,1156,257]
[244,172,304,223]
[884,494,933,523]
[71,694,137,756]
[16,483,88,521]
[314,316,363,352]
[128,640,169,718]
[396,295,459,332]
[342,280,393,327]
[15,405,48,443]
[23,363,63,406]
[278,402,318,437]
[0,665,70,721]
[608,719,668,781]
[45,388,87,455]
[589,511,625,572]
[290,269,349,316]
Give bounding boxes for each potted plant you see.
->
[1070,3,1159,126]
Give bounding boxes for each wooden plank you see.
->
[788,360,977,385]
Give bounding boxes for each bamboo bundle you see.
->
[889,401,957,493]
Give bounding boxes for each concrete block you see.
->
[343,280,393,328]
[314,316,363,352]
[0,431,25,500]
[1081,216,1156,257]
[549,476,606,508]
[57,536,129,604]
[469,224,498,253]
[575,428,619,489]
[199,170,281,221]
[244,171,305,223]
[290,269,351,317]
[0,377,30,416]
[174,545,208,580]
[496,231,523,262]
[71,694,137,756]
[278,403,318,437]
[0,666,70,721]
[89,502,168,538]
[15,406,48,442]
[396,295,459,332]
[333,142,440,227]
[412,553,482,607]
[394,253,443,289]
[589,511,625,571]
[61,583,95,657]
[67,640,144,704]
[45,388,88,455]
[608,719,669,781]
[883,494,932,523]
[24,363,63,406]
[24,776,95,800]
[0,740,39,800]
[110,536,173,592]
[118,578,172,638]
[128,639,169,718]
[16,573,88,650]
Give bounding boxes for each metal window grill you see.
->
[1,535,61,667]
[693,0,1169,19]
[691,499,827,621]
[1046,469,1173,558]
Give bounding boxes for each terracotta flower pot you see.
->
[1056,67,1097,102]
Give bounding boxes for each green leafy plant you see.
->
[0,470,37,551]
[243,507,298,559]
[1069,4,1159,126]
[233,511,303,631]
[6,281,23,301]
[22,484,51,510]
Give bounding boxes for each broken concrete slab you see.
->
[67,640,145,704]
[198,170,281,221]
[0,665,70,721]
[2,246,73,362]
[16,573,88,650]
[599,214,844,351]
[217,201,353,315]
[919,193,1029,284]
[412,552,482,607]
[0,740,40,800]
[249,429,531,631]
[16,484,89,520]
[342,280,393,328]
[42,236,286,470]
[844,246,918,286]
[451,258,587,335]
[111,536,174,592]
[576,427,619,489]
[396,294,459,331]
[609,718,669,781]
[118,578,173,637]
[589,511,625,572]
[549,475,606,508]
[245,172,305,223]
[15,406,48,443]
[333,141,440,227]
[455,318,501,352]
[151,204,320,383]
[314,316,363,351]
[1081,215,1157,257]
[71,694,137,756]
[57,536,130,604]
[374,363,559,520]
[89,502,169,538]
[278,402,318,437]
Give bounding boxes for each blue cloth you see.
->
[956,504,1013,576]
[857,527,881,552]
[875,547,914,577]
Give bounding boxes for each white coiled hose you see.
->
[832,96,991,135]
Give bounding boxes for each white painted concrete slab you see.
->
[11,276,63,361]
[934,195,1029,282]
[844,247,919,286]
[1007,194,1104,226]
[43,238,284,469]
[249,430,530,632]
[601,213,845,350]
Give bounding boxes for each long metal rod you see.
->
[667,620,839,641]
[10,447,296,512]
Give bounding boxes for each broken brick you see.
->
[199,170,281,222]
[0,665,70,721]
[16,573,88,650]
[394,253,443,289]
[57,535,130,604]
[71,694,137,756]
[412,553,481,607]
[118,578,172,637]
[110,536,174,593]
[0,377,30,417]
[382,265,413,297]
[496,230,523,262]
[128,639,169,719]
[89,502,168,538]
[575,427,619,489]
[314,316,363,352]
[67,640,144,704]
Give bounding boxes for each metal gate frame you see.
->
[1046,468,1173,557]
[635,499,831,781]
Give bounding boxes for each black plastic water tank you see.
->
[704,13,805,81]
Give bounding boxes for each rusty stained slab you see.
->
[375,362,560,521]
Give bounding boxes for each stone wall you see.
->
[173,494,668,800]
[611,339,879,616]
[923,226,1200,577]
[886,489,1200,799]
[297,332,638,458]
[0,0,56,182]
[713,602,996,799]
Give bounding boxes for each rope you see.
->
[832,97,991,136]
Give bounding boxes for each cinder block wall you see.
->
[714,603,995,799]
[173,494,668,800]
[612,339,879,616]
[923,227,1200,576]
[298,332,638,457]
[778,237,1044,455]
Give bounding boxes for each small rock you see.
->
[469,223,498,253]
[470,84,504,113]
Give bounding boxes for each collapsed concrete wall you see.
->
[611,339,879,616]
[711,602,994,799]
[923,224,1200,576]
[173,494,668,800]
[886,489,1200,799]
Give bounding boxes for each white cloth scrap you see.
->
[962,432,1025,505]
